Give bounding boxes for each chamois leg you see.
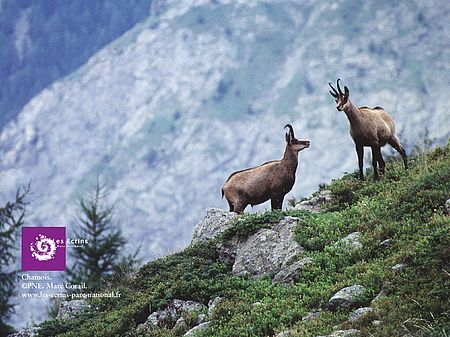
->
[233,200,247,214]
[371,146,380,181]
[388,136,408,169]
[376,147,386,175]
[271,196,284,211]
[227,200,234,213]
[355,144,364,180]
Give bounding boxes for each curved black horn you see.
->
[337,78,343,95]
[284,124,295,139]
[328,82,338,97]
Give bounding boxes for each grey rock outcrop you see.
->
[329,285,366,309]
[317,329,361,337]
[192,208,237,243]
[183,322,211,336]
[379,239,391,249]
[207,297,225,317]
[302,311,321,322]
[295,190,333,212]
[145,299,205,329]
[372,320,383,327]
[276,331,293,337]
[230,217,304,279]
[445,198,450,215]
[391,263,407,271]
[273,257,313,284]
[336,232,362,251]
[57,300,88,320]
[348,307,375,323]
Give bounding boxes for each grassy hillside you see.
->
[37,144,449,337]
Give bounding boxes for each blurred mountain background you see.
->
[0,0,449,329]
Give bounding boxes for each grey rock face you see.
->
[146,299,204,328]
[276,331,293,337]
[372,320,383,327]
[7,328,38,337]
[57,300,88,320]
[348,307,375,323]
[336,232,362,250]
[379,239,391,248]
[317,329,361,337]
[302,311,321,321]
[329,285,366,309]
[391,263,407,271]
[446,199,450,215]
[183,321,211,336]
[192,208,237,243]
[295,190,333,212]
[174,317,189,333]
[273,257,313,284]
[230,217,304,279]
[207,297,225,317]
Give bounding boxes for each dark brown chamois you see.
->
[329,79,407,181]
[221,124,310,214]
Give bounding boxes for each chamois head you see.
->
[328,79,349,111]
[284,124,310,152]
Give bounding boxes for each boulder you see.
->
[445,198,450,215]
[336,232,362,251]
[276,331,293,337]
[302,311,321,322]
[183,321,211,336]
[230,217,304,279]
[348,307,375,323]
[207,297,225,317]
[146,299,204,328]
[173,317,189,333]
[197,313,207,324]
[192,208,237,243]
[273,257,313,284]
[329,285,366,309]
[391,263,407,271]
[379,239,391,249]
[57,300,88,320]
[317,329,361,337]
[372,320,383,327]
[295,190,333,212]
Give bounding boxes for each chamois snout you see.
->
[293,139,310,151]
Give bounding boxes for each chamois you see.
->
[222,124,310,214]
[328,79,407,181]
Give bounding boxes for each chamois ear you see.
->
[344,86,349,97]
[284,124,295,140]
[285,132,291,144]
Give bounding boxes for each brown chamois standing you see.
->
[328,79,408,181]
[221,124,310,214]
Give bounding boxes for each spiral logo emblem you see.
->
[30,234,57,261]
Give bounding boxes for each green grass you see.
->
[36,144,450,337]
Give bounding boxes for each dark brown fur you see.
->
[222,125,310,214]
[329,79,407,180]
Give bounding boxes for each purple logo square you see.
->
[22,227,66,271]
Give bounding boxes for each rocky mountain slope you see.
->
[25,144,450,337]
[0,0,153,127]
[1,0,449,266]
